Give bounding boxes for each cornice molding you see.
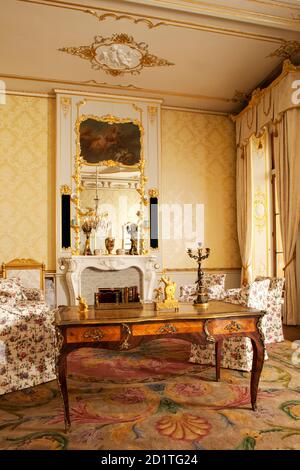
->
[0,73,234,104]
[3,90,229,115]
[18,0,286,44]
[231,59,300,121]
[130,0,300,28]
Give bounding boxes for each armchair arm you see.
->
[223,288,242,305]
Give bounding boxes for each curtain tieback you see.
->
[283,254,296,272]
[242,264,251,270]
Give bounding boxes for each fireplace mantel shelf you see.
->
[59,254,158,305]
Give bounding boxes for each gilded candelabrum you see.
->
[187,245,211,307]
[81,218,94,256]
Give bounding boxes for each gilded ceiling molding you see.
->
[59,33,174,77]
[85,10,164,29]
[268,40,300,59]
[18,0,284,44]
[231,90,252,105]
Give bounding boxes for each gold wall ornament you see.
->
[148,106,158,123]
[268,40,300,59]
[59,33,174,77]
[60,185,71,195]
[61,97,71,116]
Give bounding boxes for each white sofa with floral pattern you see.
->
[180,275,284,371]
[0,278,56,395]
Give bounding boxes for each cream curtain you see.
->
[273,108,300,325]
[234,61,300,324]
[236,144,253,285]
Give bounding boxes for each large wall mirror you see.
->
[72,115,150,255]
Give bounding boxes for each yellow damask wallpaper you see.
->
[161,109,241,269]
[0,95,55,270]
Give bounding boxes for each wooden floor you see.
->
[283,325,300,341]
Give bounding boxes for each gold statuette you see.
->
[77,296,89,320]
[154,275,179,312]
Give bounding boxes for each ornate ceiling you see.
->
[1,0,300,112]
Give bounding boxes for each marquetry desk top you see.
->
[54,301,265,432]
[55,301,262,326]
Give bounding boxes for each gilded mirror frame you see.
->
[71,113,148,255]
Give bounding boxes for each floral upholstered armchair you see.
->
[0,277,56,395]
[180,275,284,371]
[179,273,226,302]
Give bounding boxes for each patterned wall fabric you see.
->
[0,95,55,269]
[161,109,241,269]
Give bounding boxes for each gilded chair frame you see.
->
[1,258,45,291]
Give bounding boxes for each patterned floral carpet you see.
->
[0,339,300,450]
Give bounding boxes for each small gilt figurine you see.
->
[77,295,89,320]
[155,275,179,312]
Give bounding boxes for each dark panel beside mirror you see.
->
[150,197,158,249]
[61,194,71,249]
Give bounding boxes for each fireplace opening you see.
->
[81,266,143,305]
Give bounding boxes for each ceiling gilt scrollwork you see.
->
[267,40,300,59]
[59,33,174,77]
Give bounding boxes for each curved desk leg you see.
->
[250,335,265,411]
[215,339,223,382]
[56,349,71,433]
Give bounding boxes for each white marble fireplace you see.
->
[59,255,158,306]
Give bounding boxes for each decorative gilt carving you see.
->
[85,9,165,29]
[254,188,267,233]
[231,90,251,105]
[83,328,104,341]
[157,324,178,335]
[224,320,242,333]
[268,40,300,59]
[148,106,158,123]
[204,320,215,343]
[59,33,174,77]
[120,324,132,350]
[60,185,71,195]
[148,188,159,198]
[72,111,148,254]
[61,97,71,116]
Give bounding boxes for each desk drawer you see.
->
[132,321,203,337]
[66,325,121,343]
[208,318,257,336]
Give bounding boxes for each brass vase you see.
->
[105,237,115,255]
